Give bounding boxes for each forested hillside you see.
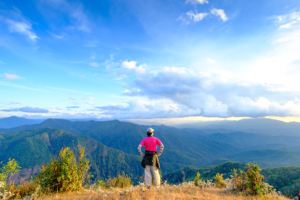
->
[0,119,239,172]
[2,118,300,190]
[0,128,143,183]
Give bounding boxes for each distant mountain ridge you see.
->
[0,116,44,129]
[176,118,300,136]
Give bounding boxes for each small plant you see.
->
[245,163,266,195]
[233,169,248,191]
[0,159,21,185]
[35,145,90,193]
[214,173,226,188]
[107,172,131,188]
[194,172,200,186]
[8,180,39,199]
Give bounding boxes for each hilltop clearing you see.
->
[32,185,289,200]
[163,162,300,198]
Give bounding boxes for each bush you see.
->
[232,163,271,196]
[233,169,248,191]
[245,163,266,195]
[194,172,200,186]
[35,145,90,193]
[8,180,39,199]
[98,172,131,189]
[0,159,21,185]
[214,173,226,188]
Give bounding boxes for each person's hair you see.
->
[147,128,154,136]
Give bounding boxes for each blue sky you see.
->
[1,0,300,121]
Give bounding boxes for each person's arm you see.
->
[138,144,145,157]
[158,143,164,156]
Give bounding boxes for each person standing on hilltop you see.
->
[138,128,164,189]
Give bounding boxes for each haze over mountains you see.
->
[1,116,300,184]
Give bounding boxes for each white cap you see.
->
[147,128,154,133]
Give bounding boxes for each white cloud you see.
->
[3,73,22,80]
[211,8,228,21]
[178,11,208,24]
[279,21,297,29]
[122,61,146,74]
[277,12,300,29]
[0,61,4,64]
[186,0,209,4]
[89,62,100,67]
[6,20,38,42]
[186,11,208,22]
[206,58,215,64]
[122,61,137,70]
[87,102,95,105]
[91,55,96,59]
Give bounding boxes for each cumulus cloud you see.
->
[3,73,22,80]
[211,8,228,21]
[6,20,38,42]
[1,106,49,113]
[93,59,300,119]
[121,61,146,74]
[186,0,208,4]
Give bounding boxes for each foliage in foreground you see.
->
[214,173,226,188]
[0,159,21,185]
[192,163,274,196]
[97,172,131,189]
[35,145,90,193]
[0,159,21,199]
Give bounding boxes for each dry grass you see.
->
[36,185,291,200]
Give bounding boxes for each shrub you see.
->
[194,172,200,186]
[231,163,271,196]
[245,163,266,195]
[35,145,90,193]
[214,173,226,188]
[98,172,131,189]
[232,169,248,191]
[0,159,21,185]
[8,180,39,199]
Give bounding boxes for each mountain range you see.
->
[2,116,300,186]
